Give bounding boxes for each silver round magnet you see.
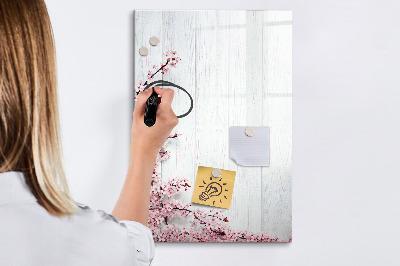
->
[245,127,255,137]
[149,36,160,46]
[211,168,222,178]
[139,46,148,56]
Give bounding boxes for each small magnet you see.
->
[245,127,255,137]
[149,36,160,46]
[139,46,149,56]
[211,168,222,178]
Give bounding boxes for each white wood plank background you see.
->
[134,10,292,241]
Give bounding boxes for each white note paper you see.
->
[229,126,270,167]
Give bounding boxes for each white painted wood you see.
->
[134,11,163,88]
[161,10,198,208]
[225,10,263,232]
[262,11,293,240]
[194,10,231,217]
[135,10,292,241]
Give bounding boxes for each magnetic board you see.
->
[134,10,292,242]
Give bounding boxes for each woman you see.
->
[0,0,178,265]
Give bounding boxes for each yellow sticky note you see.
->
[191,166,236,209]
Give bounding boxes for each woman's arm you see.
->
[112,87,178,226]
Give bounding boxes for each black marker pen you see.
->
[144,88,159,127]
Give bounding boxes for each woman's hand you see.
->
[129,86,179,164]
[112,86,178,225]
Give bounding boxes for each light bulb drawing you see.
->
[198,175,229,206]
[199,182,222,201]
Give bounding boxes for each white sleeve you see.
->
[77,204,156,265]
[119,220,156,265]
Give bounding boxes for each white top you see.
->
[0,171,155,266]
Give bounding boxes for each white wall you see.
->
[45,0,400,265]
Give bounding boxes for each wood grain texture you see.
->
[261,11,292,240]
[134,10,292,241]
[134,11,164,189]
[161,11,197,208]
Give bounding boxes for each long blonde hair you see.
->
[0,0,76,216]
